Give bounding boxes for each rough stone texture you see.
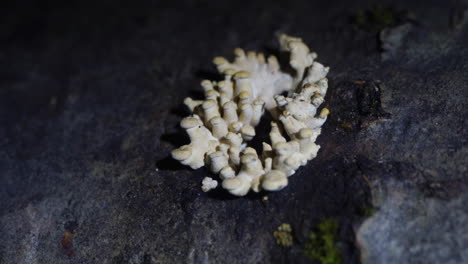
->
[357,181,468,264]
[0,0,467,264]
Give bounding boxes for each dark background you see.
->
[0,0,467,263]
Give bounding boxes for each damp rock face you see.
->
[357,182,468,264]
[0,1,467,264]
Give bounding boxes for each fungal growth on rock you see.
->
[171,34,330,196]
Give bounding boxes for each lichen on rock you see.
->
[273,223,294,247]
[171,34,330,196]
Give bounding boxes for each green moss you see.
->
[354,10,367,26]
[373,7,394,28]
[354,7,397,32]
[361,206,376,217]
[304,219,343,264]
[274,223,293,247]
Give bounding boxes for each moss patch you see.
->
[361,206,376,217]
[354,7,398,32]
[273,223,293,247]
[304,219,343,264]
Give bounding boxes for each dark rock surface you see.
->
[0,0,467,263]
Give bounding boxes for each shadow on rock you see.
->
[156,156,187,171]
[206,186,267,201]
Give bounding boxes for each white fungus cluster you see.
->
[171,34,330,196]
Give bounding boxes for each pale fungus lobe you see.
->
[201,177,218,192]
[171,34,330,196]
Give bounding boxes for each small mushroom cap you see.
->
[274,142,292,154]
[247,51,256,57]
[319,108,330,118]
[238,91,251,100]
[298,128,313,139]
[209,116,224,125]
[223,69,236,76]
[234,48,245,57]
[213,56,228,65]
[222,177,250,196]
[229,122,243,132]
[241,125,256,137]
[226,132,243,147]
[243,147,258,156]
[268,58,280,71]
[233,71,251,79]
[217,143,230,152]
[171,146,192,161]
[209,150,225,159]
[267,55,278,65]
[241,153,258,164]
[202,99,217,109]
[180,117,202,129]
[288,41,299,50]
[183,97,193,103]
[217,81,228,91]
[253,98,265,105]
[223,177,241,189]
[289,41,310,54]
[226,132,240,141]
[205,90,218,99]
[223,100,237,109]
[220,166,235,179]
[183,97,202,112]
[262,170,288,191]
[201,79,212,87]
[257,53,265,63]
[319,78,328,84]
[262,142,273,151]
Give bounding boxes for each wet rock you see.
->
[358,181,468,264]
[0,0,466,264]
[380,23,413,60]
